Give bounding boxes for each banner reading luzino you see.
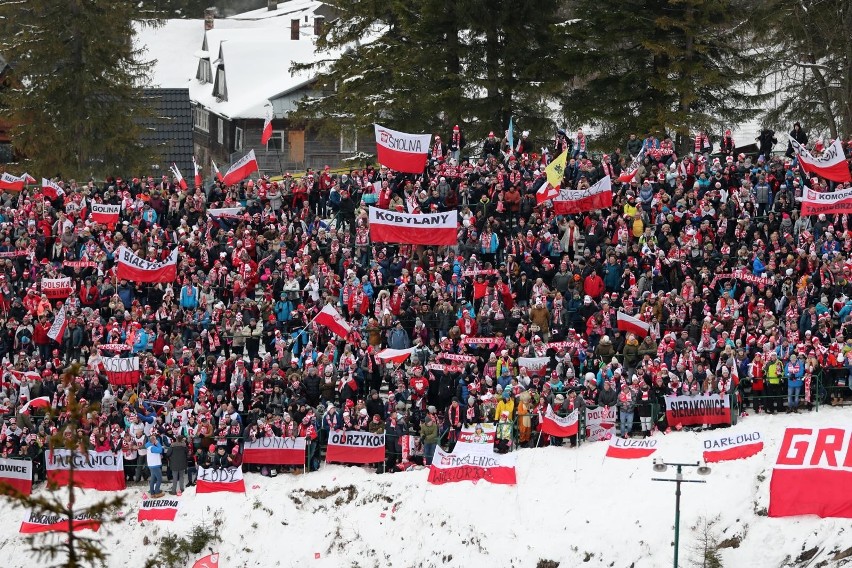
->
[374,124,431,173]
[325,430,385,464]
[664,394,731,428]
[427,444,517,485]
[243,436,306,466]
[769,426,852,518]
[115,246,178,283]
[368,207,458,246]
[46,450,125,491]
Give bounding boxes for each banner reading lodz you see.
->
[115,246,178,283]
[585,406,617,442]
[769,427,852,518]
[664,394,731,428]
[138,498,180,522]
[326,431,385,464]
[368,207,458,246]
[196,466,245,493]
[0,457,33,495]
[242,437,306,466]
[46,450,125,491]
[427,444,517,485]
[20,510,101,533]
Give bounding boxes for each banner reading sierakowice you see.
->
[46,450,124,491]
[243,437,306,466]
[325,431,385,464]
[585,406,617,442]
[664,394,731,428]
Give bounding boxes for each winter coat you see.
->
[167,440,189,471]
[419,420,439,444]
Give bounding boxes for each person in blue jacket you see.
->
[785,353,805,413]
[144,434,165,497]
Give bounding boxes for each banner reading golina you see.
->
[368,207,458,246]
[664,394,731,427]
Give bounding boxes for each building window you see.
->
[314,17,325,37]
[193,106,209,132]
[340,125,357,153]
[197,60,212,83]
[291,19,299,40]
[234,126,243,151]
[267,131,284,151]
[214,67,227,100]
[217,117,224,145]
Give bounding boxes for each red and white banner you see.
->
[193,156,202,188]
[368,206,458,246]
[618,147,646,183]
[261,108,273,146]
[438,353,478,364]
[665,394,731,428]
[617,311,650,337]
[427,445,516,485]
[0,458,33,496]
[46,450,125,491]
[426,362,463,373]
[47,306,68,342]
[20,172,36,184]
[702,429,763,463]
[540,406,579,437]
[546,340,584,352]
[138,498,180,522]
[98,343,132,352]
[791,137,851,183]
[326,431,385,464]
[797,186,852,216]
[242,437,306,466]
[196,466,245,493]
[41,178,65,200]
[0,172,24,192]
[457,423,496,446]
[536,182,560,204]
[552,176,613,215]
[41,277,72,299]
[518,356,549,375]
[90,203,120,225]
[192,553,220,568]
[313,304,351,339]
[19,396,51,414]
[115,246,178,283]
[212,160,223,182]
[102,356,140,386]
[605,437,658,459]
[769,427,852,518]
[374,124,431,173]
[221,149,259,186]
[585,406,617,442]
[170,163,188,190]
[20,511,101,533]
[461,336,505,347]
[208,207,244,219]
[375,347,415,364]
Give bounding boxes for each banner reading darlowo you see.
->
[427,445,517,486]
[20,510,101,533]
[664,394,731,428]
[196,467,245,493]
[115,246,178,283]
[585,406,617,442]
[243,437,306,466]
[326,431,385,464]
[702,429,763,463]
[368,207,458,246]
[0,457,33,495]
[46,450,125,491]
[769,427,852,518]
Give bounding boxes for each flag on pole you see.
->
[616,311,650,337]
[41,178,65,200]
[313,304,351,339]
[536,182,560,204]
[545,150,568,188]
[790,137,851,183]
[221,150,259,186]
[0,172,24,192]
[193,156,202,188]
[211,160,223,182]
[551,176,613,214]
[618,147,646,183]
[261,107,273,146]
[19,173,36,185]
[170,163,188,190]
[374,124,431,173]
[507,117,514,155]
[47,306,68,342]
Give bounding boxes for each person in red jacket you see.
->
[299,414,319,471]
[33,316,52,360]
[456,310,477,336]
[584,271,605,300]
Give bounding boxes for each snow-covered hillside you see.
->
[1,408,850,568]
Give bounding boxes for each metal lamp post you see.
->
[651,460,712,568]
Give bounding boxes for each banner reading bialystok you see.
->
[115,246,178,283]
[325,431,385,464]
[664,394,731,428]
[368,207,458,246]
[46,450,125,491]
[243,437,306,466]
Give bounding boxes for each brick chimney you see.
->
[268,0,278,11]
[204,7,217,31]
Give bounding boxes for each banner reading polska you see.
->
[115,246,178,283]
[90,203,120,225]
[797,187,852,216]
[196,466,246,493]
[41,277,72,299]
[585,406,617,442]
[138,498,180,522]
[540,406,579,437]
[243,437,306,466]
[702,430,763,463]
[46,450,125,491]
[664,394,731,428]
[326,430,385,464]
[769,427,852,518]
[0,457,33,495]
[20,511,101,533]
[102,356,140,386]
[368,207,458,246]
[427,445,517,486]
[374,124,431,173]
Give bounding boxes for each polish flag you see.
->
[791,137,851,183]
[261,108,273,146]
[20,511,101,533]
[211,159,223,182]
[102,356,140,386]
[193,156,202,188]
[115,246,178,283]
[0,172,24,192]
[536,182,560,204]
[196,467,245,493]
[539,405,579,437]
[221,149,259,186]
[19,172,36,185]
[170,163,188,190]
[90,203,120,225]
[47,306,68,342]
[618,147,645,183]
[0,457,33,495]
[41,178,65,200]
[702,430,763,463]
[46,450,125,491]
[138,498,180,522]
[617,311,650,337]
[207,207,244,219]
[374,124,431,173]
[605,437,658,459]
[192,553,219,568]
[797,186,852,216]
[368,206,458,245]
[19,396,51,414]
[552,176,613,215]
[313,304,351,339]
[375,347,415,364]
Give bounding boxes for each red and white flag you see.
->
[427,445,517,486]
[0,172,24,192]
[790,137,851,183]
[540,405,579,437]
[584,406,617,441]
[20,511,101,534]
[261,107,273,146]
[605,437,658,459]
[221,149,259,186]
[207,207,244,219]
[47,306,68,341]
[368,206,458,245]
[170,163,188,190]
[326,431,385,464]
[41,277,72,299]
[552,176,613,215]
[115,246,178,283]
[46,450,125,491]
[19,396,51,414]
[19,172,36,184]
[0,457,33,496]
[196,466,246,493]
[374,347,415,364]
[536,182,560,204]
[211,159,223,182]
[374,124,431,173]
[242,437,306,466]
[138,497,180,522]
[90,203,120,225]
[518,357,549,376]
[41,178,65,200]
[702,430,763,463]
[617,311,650,337]
[769,427,852,518]
[192,553,219,568]
[618,147,646,183]
[193,156,203,188]
[313,304,351,339]
[797,186,852,216]
[102,356,140,386]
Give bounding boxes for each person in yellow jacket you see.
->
[495,350,514,379]
[516,391,532,447]
[494,389,515,421]
[764,352,785,414]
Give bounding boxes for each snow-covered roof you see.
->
[229,0,324,21]
[135,19,204,89]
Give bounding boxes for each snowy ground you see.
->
[1,408,851,568]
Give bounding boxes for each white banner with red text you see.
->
[427,444,517,485]
[585,406,617,442]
